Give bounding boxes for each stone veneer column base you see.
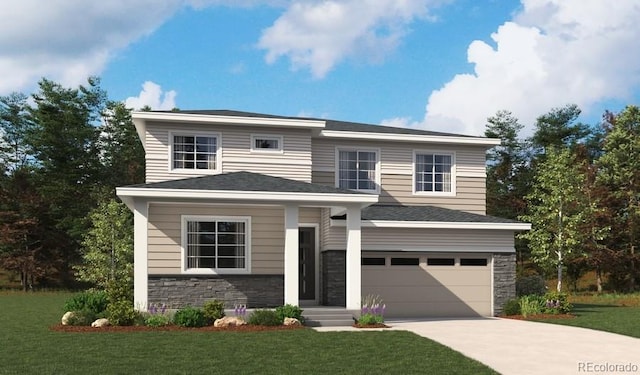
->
[321,250,346,306]
[147,275,284,309]
[493,253,516,316]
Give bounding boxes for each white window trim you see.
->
[250,134,284,153]
[334,147,381,194]
[412,150,456,196]
[180,215,251,275]
[168,131,222,174]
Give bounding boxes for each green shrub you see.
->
[67,310,97,326]
[357,313,384,325]
[144,314,171,327]
[516,275,547,297]
[174,306,207,327]
[203,300,225,324]
[502,298,521,316]
[275,304,304,324]
[107,300,140,326]
[520,295,543,317]
[64,290,108,316]
[247,309,281,326]
[542,291,572,314]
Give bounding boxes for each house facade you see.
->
[116,110,530,318]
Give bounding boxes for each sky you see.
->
[2,0,640,136]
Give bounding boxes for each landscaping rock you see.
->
[283,317,301,326]
[91,318,110,328]
[214,316,246,327]
[61,311,75,326]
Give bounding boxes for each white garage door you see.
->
[361,253,492,318]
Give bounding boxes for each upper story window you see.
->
[336,149,379,192]
[182,216,250,274]
[414,152,455,194]
[171,133,220,172]
[251,135,283,152]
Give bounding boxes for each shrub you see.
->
[275,304,304,324]
[360,294,385,324]
[357,313,384,325]
[145,314,171,327]
[67,310,97,326]
[174,306,207,327]
[203,300,226,324]
[107,300,140,326]
[64,290,108,316]
[516,275,547,297]
[502,298,521,316]
[542,291,572,314]
[247,309,281,326]
[519,295,543,317]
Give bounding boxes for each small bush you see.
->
[542,291,572,314]
[174,306,207,327]
[203,300,226,324]
[145,314,171,327]
[502,298,521,316]
[247,309,281,326]
[516,275,547,297]
[67,310,97,326]
[275,304,304,324]
[107,300,140,326]
[64,290,108,316]
[357,313,384,325]
[520,295,543,317]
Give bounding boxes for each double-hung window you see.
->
[414,152,454,194]
[337,149,378,192]
[172,134,219,172]
[183,216,249,273]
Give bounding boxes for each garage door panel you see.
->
[364,285,490,303]
[382,301,491,317]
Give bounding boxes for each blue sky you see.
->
[2,1,640,136]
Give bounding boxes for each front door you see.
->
[299,227,316,300]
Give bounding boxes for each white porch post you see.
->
[345,204,362,311]
[284,204,299,306]
[133,199,149,311]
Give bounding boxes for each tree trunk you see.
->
[557,252,563,292]
[596,268,603,293]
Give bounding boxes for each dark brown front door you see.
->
[299,227,315,300]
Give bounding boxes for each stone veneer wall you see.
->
[493,253,516,315]
[148,275,284,308]
[321,250,346,306]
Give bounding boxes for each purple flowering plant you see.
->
[234,304,247,318]
[358,294,385,325]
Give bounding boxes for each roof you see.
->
[125,171,368,195]
[151,109,476,138]
[332,204,523,224]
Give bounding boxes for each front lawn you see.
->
[0,292,497,374]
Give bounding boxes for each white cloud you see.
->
[414,0,640,136]
[257,0,446,79]
[125,81,177,110]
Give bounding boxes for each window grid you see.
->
[173,135,217,170]
[186,220,246,270]
[338,150,377,191]
[415,153,452,192]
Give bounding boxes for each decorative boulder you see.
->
[91,318,110,328]
[61,311,76,326]
[283,317,301,326]
[214,316,246,328]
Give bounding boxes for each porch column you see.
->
[284,204,299,306]
[345,204,362,311]
[133,199,149,311]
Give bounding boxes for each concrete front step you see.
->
[302,307,356,327]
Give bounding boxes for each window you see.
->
[460,258,488,266]
[427,258,455,266]
[337,149,378,191]
[362,257,386,266]
[390,258,419,266]
[183,217,249,273]
[251,135,283,152]
[414,152,453,193]
[172,134,219,172]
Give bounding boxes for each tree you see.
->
[0,93,32,171]
[519,147,596,291]
[74,198,133,291]
[530,104,590,152]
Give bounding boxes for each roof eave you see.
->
[318,130,501,146]
[331,219,530,230]
[131,111,326,129]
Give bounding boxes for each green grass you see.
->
[0,292,497,375]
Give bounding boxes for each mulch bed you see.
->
[502,314,576,320]
[50,324,306,333]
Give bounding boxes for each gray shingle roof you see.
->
[152,109,476,138]
[125,171,369,195]
[332,204,522,224]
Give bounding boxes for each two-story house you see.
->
[116,110,530,318]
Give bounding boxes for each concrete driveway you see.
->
[314,318,640,374]
[387,318,640,375]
